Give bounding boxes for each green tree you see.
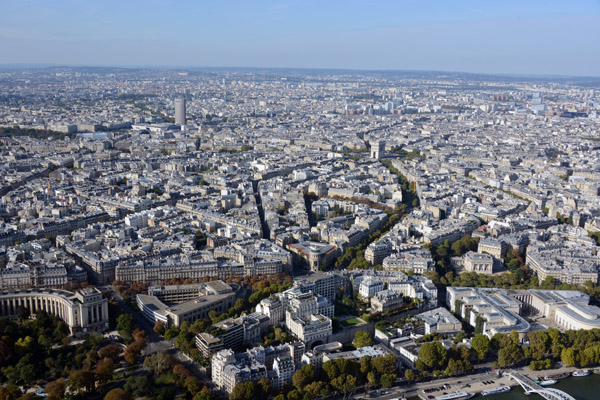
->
[321,360,340,381]
[304,381,328,398]
[405,369,416,383]
[380,373,396,388]
[353,331,372,348]
[287,390,302,400]
[498,343,523,367]
[184,376,202,395]
[359,355,372,375]
[230,381,259,400]
[292,364,315,390]
[257,378,271,397]
[116,313,134,335]
[528,331,550,361]
[417,342,447,371]
[371,354,397,375]
[471,334,490,361]
[143,351,175,376]
[367,371,378,387]
[561,348,577,367]
[124,375,152,398]
[164,326,180,340]
[331,374,357,399]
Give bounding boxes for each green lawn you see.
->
[341,317,362,327]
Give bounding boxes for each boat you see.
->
[480,386,511,396]
[535,379,557,386]
[573,369,591,377]
[593,368,600,374]
[435,391,475,400]
[548,372,570,380]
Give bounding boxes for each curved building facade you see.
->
[0,287,108,335]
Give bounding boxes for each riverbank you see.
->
[363,364,582,400]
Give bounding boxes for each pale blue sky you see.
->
[1,0,599,76]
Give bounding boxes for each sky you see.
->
[1,0,599,76]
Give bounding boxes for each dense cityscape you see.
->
[1,66,600,400]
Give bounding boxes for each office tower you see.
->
[175,97,186,125]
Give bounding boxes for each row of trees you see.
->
[415,328,600,376]
[231,355,399,400]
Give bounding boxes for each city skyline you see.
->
[1,0,599,77]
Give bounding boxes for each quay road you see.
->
[354,364,578,400]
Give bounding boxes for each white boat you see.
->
[435,391,475,400]
[536,378,557,386]
[573,369,591,377]
[480,386,511,396]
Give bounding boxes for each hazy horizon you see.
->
[1,0,599,77]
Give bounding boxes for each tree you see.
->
[359,355,372,375]
[498,343,523,367]
[331,374,357,399]
[292,364,315,390]
[510,330,520,346]
[154,321,166,335]
[0,385,19,400]
[445,358,465,376]
[321,360,340,381]
[304,381,328,398]
[155,386,176,400]
[143,351,175,376]
[334,358,358,376]
[194,391,215,400]
[286,390,302,400]
[371,354,397,375]
[45,379,66,400]
[353,331,372,348]
[68,370,95,393]
[164,326,180,340]
[98,344,121,360]
[173,364,191,379]
[94,358,115,385]
[380,373,397,388]
[230,381,259,400]
[561,348,577,367]
[417,342,447,370]
[528,330,550,361]
[184,376,202,395]
[124,375,152,398]
[116,314,134,335]
[471,334,490,361]
[367,371,378,387]
[104,388,131,400]
[405,369,416,383]
[257,378,271,397]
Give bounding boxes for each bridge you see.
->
[509,371,576,400]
